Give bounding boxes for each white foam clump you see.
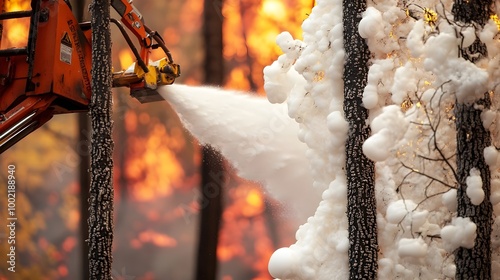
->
[406,20,489,105]
[441,217,477,252]
[390,61,419,105]
[386,199,417,224]
[421,23,488,104]
[398,238,428,259]
[484,146,500,167]
[480,20,500,97]
[480,19,500,61]
[363,105,409,162]
[263,0,349,278]
[264,32,305,104]
[492,179,500,206]
[158,84,320,221]
[481,109,497,129]
[327,111,348,147]
[466,168,484,206]
[461,26,476,49]
[406,20,426,57]
[385,199,428,234]
[268,247,300,278]
[359,7,385,42]
[264,63,305,104]
[359,6,403,56]
[363,59,395,109]
[442,189,457,212]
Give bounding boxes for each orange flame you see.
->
[124,113,186,202]
[223,0,311,93]
[1,0,30,48]
[218,181,275,279]
[131,230,178,248]
[57,265,69,277]
[62,236,77,252]
[118,49,135,70]
[260,0,287,21]
[225,66,251,90]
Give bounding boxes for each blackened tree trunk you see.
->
[196,146,224,280]
[342,0,378,279]
[452,1,493,279]
[203,0,224,85]
[88,0,114,279]
[195,1,225,280]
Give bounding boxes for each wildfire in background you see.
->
[223,0,310,92]
[0,0,29,49]
[0,0,311,279]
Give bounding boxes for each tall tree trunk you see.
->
[342,0,378,279]
[88,0,114,279]
[195,1,224,279]
[196,147,224,280]
[452,1,493,279]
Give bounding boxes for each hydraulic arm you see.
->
[0,0,180,153]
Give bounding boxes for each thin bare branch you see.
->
[400,161,455,188]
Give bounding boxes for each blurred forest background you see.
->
[0,0,312,279]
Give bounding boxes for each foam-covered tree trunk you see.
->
[452,0,493,278]
[342,0,378,278]
[88,0,114,278]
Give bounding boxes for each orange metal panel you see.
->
[0,55,29,112]
[30,0,92,111]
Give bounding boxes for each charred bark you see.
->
[195,1,225,280]
[88,0,114,279]
[455,102,492,279]
[196,146,224,280]
[203,0,224,86]
[342,0,378,279]
[452,1,493,279]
